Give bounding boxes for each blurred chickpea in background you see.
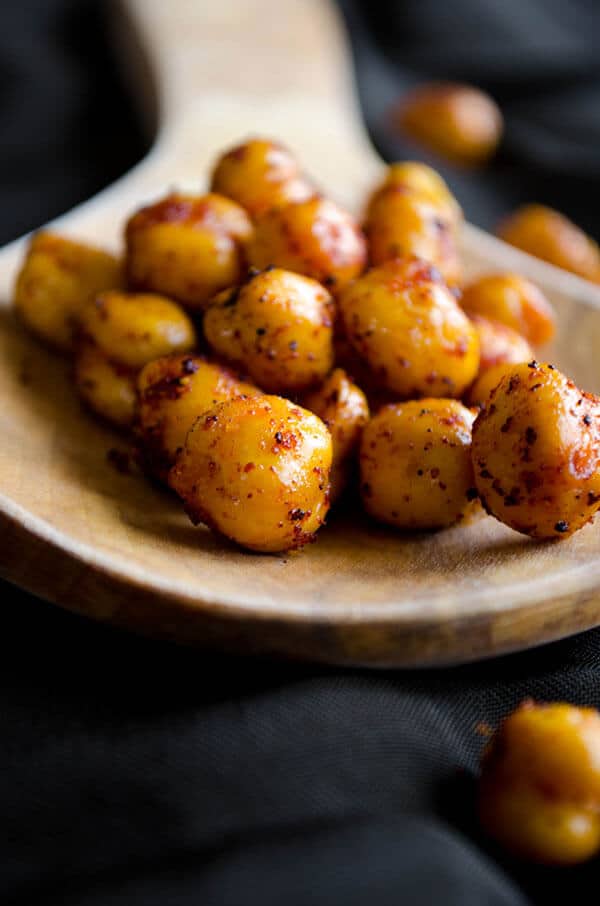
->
[461,273,556,347]
[497,204,600,284]
[394,82,503,166]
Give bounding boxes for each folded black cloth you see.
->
[2,2,600,904]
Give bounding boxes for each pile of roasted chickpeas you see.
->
[13,136,600,554]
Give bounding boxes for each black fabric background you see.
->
[2,2,600,904]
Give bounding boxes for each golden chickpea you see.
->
[14,232,122,352]
[468,362,522,409]
[338,258,479,398]
[211,138,312,218]
[470,315,533,375]
[360,399,476,530]
[461,273,556,346]
[396,82,503,166]
[303,368,369,500]
[479,701,600,865]
[471,362,600,538]
[366,161,462,228]
[79,291,196,369]
[204,268,334,393]
[364,187,461,285]
[247,196,367,292]
[125,192,253,310]
[497,205,600,284]
[169,395,332,553]
[135,354,259,480]
[74,342,137,428]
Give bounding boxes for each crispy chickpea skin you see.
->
[479,701,600,865]
[14,232,122,352]
[125,192,253,309]
[338,258,479,398]
[468,362,523,410]
[395,82,503,166]
[79,291,196,369]
[135,354,259,480]
[364,187,461,285]
[497,205,600,284]
[204,268,334,393]
[471,362,600,538]
[461,273,556,346]
[74,341,137,428]
[303,368,369,500]
[210,138,312,218]
[360,399,476,530]
[247,196,367,292]
[366,161,462,229]
[169,395,332,553]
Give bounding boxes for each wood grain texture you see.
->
[1,0,600,666]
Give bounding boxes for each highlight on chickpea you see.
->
[12,135,600,553]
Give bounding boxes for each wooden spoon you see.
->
[1,0,600,667]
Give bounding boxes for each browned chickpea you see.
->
[125,192,253,310]
[467,362,523,410]
[365,161,462,229]
[338,258,479,398]
[303,368,369,500]
[211,138,312,218]
[247,196,367,292]
[14,232,122,352]
[74,341,137,428]
[360,399,476,530]
[395,82,503,166]
[472,362,600,538]
[470,315,533,375]
[364,186,461,285]
[79,291,196,369]
[135,354,260,480]
[461,273,556,346]
[169,395,332,553]
[204,268,334,393]
[497,205,600,284]
[479,701,600,865]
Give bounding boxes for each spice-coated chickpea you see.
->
[125,192,253,309]
[461,273,556,346]
[135,354,260,480]
[247,196,367,292]
[303,368,369,500]
[467,362,521,410]
[79,291,196,369]
[497,205,600,284]
[396,82,503,166]
[338,258,479,398]
[364,187,461,285]
[471,362,600,539]
[479,701,600,865]
[360,399,476,530]
[211,138,312,218]
[14,232,122,352]
[74,341,137,428]
[366,161,462,228]
[169,395,332,553]
[204,268,334,393]
[470,315,533,375]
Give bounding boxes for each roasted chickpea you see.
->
[303,368,369,500]
[366,161,462,228]
[395,82,503,166]
[247,196,367,292]
[204,268,334,393]
[211,138,312,218]
[74,341,137,428]
[338,258,479,398]
[14,232,122,352]
[135,354,259,480]
[169,395,332,553]
[479,701,600,865]
[461,273,556,346]
[497,205,600,284]
[360,399,476,530]
[472,362,600,538]
[125,192,253,309]
[468,362,522,409]
[470,315,533,375]
[364,187,461,285]
[79,291,196,369]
